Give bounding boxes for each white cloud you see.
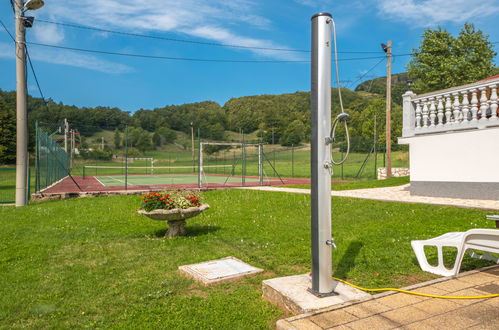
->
[0,42,132,74]
[378,0,499,27]
[32,21,64,44]
[32,0,300,60]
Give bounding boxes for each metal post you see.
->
[242,131,245,186]
[191,122,195,172]
[198,129,202,188]
[124,126,128,190]
[35,121,39,192]
[385,40,392,178]
[15,0,28,206]
[341,151,344,180]
[70,129,74,171]
[258,144,263,186]
[374,113,378,179]
[64,118,68,153]
[310,12,334,295]
[291,144,295,177]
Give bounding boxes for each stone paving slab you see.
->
[276,266,499,330]
[240,184,499,211]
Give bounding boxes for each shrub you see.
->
[140,191,202,211]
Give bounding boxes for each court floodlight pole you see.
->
[258,143,263,186]
[125,125,128,191]
[310,12,335,296]
[197,128,202,188]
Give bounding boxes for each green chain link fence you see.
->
[35,122,70,192]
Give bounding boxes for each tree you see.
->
[280,120,305,146]
[157,127,177,144]
[407,23,496,93]
[152,132,162,147]
[114,128,121,149]
[0,98,16,164]
[348,98,404,152]
[136,130,152,152]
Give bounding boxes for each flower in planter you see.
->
[140,190,203,212]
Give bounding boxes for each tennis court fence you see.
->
[32,121,401,195]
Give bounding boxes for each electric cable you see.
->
[24,41,390,63]
[0,19,15,41]
[25,46,46,100]
[333,277,499,299]
[346,57,385,90]
[36,19,386,54]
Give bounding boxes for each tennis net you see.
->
[82,164,233,179]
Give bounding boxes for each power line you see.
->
[25,46,46,101]
[37,19,386,54]
[346,57,385,89]
[0,19,15,41]
[36,19,385,54]
[36,19,310,53]
[26,41,389,63]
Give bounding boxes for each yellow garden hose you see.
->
[333,277,499,299]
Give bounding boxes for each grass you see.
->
[286,176,411,190]
[0,190,495,328]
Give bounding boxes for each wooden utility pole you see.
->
[385,40,392,178]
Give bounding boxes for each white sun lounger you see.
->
[411,228,499,277]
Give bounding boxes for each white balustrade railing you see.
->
[402,77,499,137]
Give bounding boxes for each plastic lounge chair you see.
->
[411,229,499,276]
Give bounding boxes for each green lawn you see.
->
[0,190,495,328]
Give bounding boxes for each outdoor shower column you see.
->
[310,12,334,295]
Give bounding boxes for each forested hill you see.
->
[354,72,412,104]
[0,86,403,163]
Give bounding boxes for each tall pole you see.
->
[258,144,263,186]
[64,118,68,153]
[310,12,334,295]
[124,126,128,190]
[374,113,378,179]
[15,0,28,206]
[197,128,202,188]
[191,122,195,172]
[385,40,392,178]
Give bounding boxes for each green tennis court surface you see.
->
[94,174,260,186]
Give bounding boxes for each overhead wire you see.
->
[36,19,385,54]
[0,19,15,41]
[25,41,389,63]
[346,57,385,90]
[25,46,46,100]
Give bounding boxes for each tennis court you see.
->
[94,173,260,187]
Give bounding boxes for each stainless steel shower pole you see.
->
[310,12,334,296]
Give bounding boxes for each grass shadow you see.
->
[334,241,364,279]
[153,225,220,238]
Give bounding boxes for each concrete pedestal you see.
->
[262,274,370,314]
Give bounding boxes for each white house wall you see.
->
[400,127,499,200]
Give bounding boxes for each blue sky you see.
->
[0,0,498,112]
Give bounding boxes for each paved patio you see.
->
[240,184,499,211]
[277,266,499,329]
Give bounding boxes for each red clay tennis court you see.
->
[40,173,312,194]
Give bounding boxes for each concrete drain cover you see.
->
[179,256,263,285]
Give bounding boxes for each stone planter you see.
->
[138,204,210,238]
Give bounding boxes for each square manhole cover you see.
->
[179,256,263,285]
